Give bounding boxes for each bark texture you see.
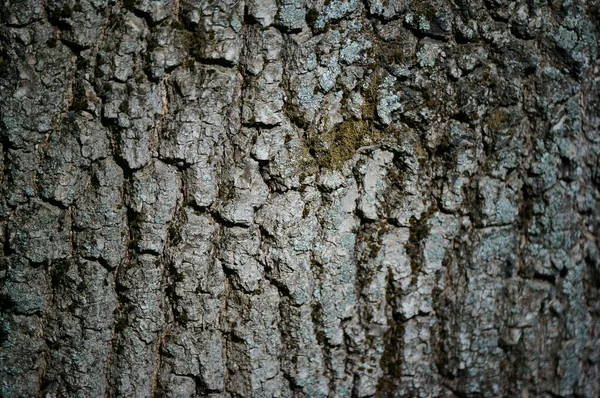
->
[0,0,599,397]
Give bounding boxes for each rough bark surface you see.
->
[0,0,599,397]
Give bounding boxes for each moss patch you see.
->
[487,107,511,132]
[185,29,216,61]
[310,120,380,168]
[361,73,379,120]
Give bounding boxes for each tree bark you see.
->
[0,0,599,397]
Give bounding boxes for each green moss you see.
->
[361,74,379,120]
[487,107,510,132]
[360,221,393,261]
[185,29,216,61]
[327,120,369,164]
[367,239,381,259]
[171,20,184,30]
[369,27,417,71]
[310,120,373,168]
[408,2,438,28]
[377,42,409,67]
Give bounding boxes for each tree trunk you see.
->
[0,0,599,397]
